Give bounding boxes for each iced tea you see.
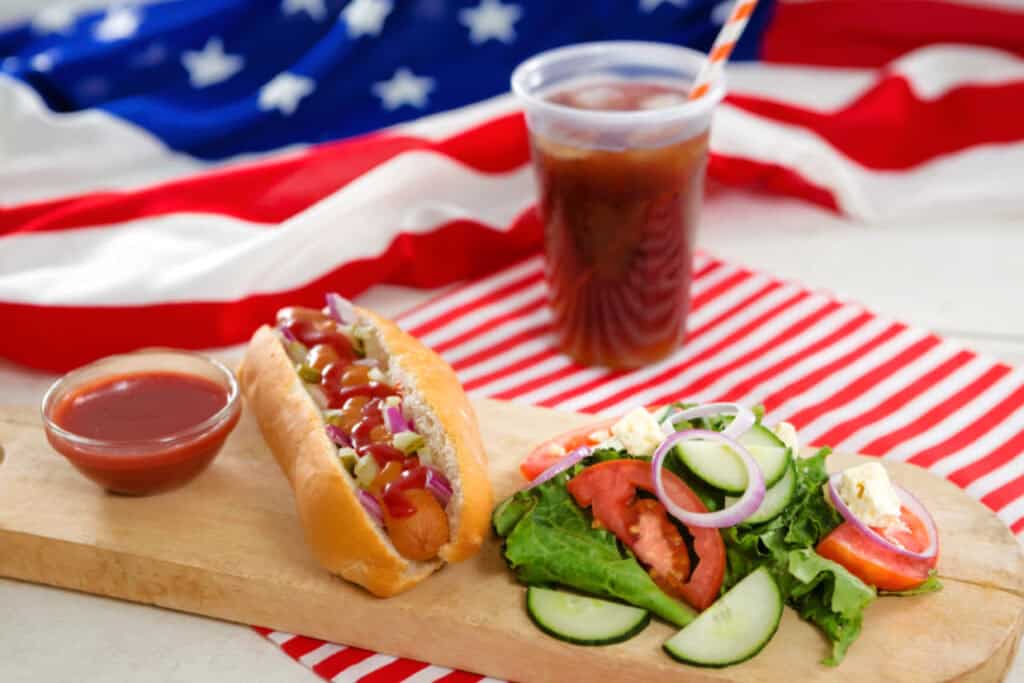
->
[533,80,709,368]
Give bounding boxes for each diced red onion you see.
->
[325,424,351,447]
[354,358,377,367]
[660,402,756,440]
[278,325,297,342]
[525,446,590,490]
[384,405,411,434]
[423,466,453,508]
[652,429,766,528]
[357,489,384,525]
[326,292,356,325]
[827,471,938,561]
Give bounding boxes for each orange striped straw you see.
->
[688,0,759,100]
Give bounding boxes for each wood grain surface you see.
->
[0,399,1021,682]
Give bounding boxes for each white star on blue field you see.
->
[0,0,771,159]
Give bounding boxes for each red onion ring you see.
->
[325,424,352,448]
[384,405,412,434]
[652,429,766,528]
[660,402,756,440]
[326,292,356,325]
[424,466,454,508]
[357,489,384,525]
[524,446,590,490]
[827,471,938,561]
[278,325,297,343]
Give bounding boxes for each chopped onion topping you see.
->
[424,466,454,508]
[326,292,356,325]
[384,405,412,434]
[827,471,938,561]
[660,402,756,440]
[652,429,766,528]
[524,446,590,490]
[357,489,384,525]
[325,424,351,448]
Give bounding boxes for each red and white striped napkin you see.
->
[255,250,1023,682]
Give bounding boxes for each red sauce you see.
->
[279,307,436,516]
[54,373,228,441]
[382,465,433,517]
[534,80,707,368]
[46,370,239,495]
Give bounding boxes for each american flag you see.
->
[3,1,1023,681]
[3,0,1023,370]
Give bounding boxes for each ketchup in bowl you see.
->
[42,350,240,495]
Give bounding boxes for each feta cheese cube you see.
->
[838,462,904,532]
[773,421,800,456]
[611,407,665,457]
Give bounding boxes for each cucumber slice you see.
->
[725,460,796,526]
[676,439,789,494]
[526,587,650,646]
[663,567,783,667]
[738,423,786,449]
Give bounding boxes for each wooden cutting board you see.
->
[0,399,1021,682]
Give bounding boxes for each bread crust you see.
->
[239,311,491,597]
[360,309,493,563]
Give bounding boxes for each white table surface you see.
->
[2,191,1022,681]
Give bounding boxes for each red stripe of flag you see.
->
[708,155,841,214]
[432,296,546,354]
[434,671,486,683]
[647,300,844,408]
[463,347,555,392]
[726,80,1024,170]
[762,0,1024,67]
[579,289,811,413]
[762,322,906,411]
[405,266,544,338]
[521,276,777,409]
[281,635,327,659]
[0,113,530,236]
[451,322,553,373]
[357,658,433,683]
[490,358,585,402]
[981,471,1024,513]
[909,383,1024,469]
[949,427,1024,490]
[467,261,728,394]
[859,364,1012,457]
[0,212,542,373]
[784,335,942,430]
[813,350,976,449]
[718,310,874,402]
[311,646,376,680]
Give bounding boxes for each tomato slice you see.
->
[567,459,726,611]
[520,418,616,482]
[816,506,937,592]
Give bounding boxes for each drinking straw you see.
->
[688,0,759,100]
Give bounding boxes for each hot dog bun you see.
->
[239,306,492,597]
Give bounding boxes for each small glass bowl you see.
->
[41,349,241,495]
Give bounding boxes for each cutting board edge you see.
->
[2,524,1022,683]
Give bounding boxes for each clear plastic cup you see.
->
[512,42,725,369]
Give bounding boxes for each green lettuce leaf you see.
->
[721,448,875,666]
[493,470,697,628]
[879,571,943,596]
[787,549,877,666]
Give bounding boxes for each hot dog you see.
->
[239,294,492,597]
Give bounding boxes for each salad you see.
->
[492,403,942,667]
